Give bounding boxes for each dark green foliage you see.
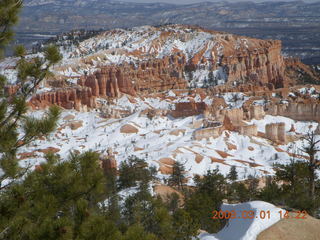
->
[118,156,156,190]
[247,175,259,199]
[172,209,199,240]
[0,0,62,191]
[185,170,226,233]
[13,45,26,58]
[123,191,172,239]
[186,191,223,233]
[0,152,107,239]
[0,0,23,57]
[78,216,122,240]
[0,42,61,185]
[275,160,315,212]
[123,224,157,240]
[168,161,186,190]
[227,166,238,182]
[44,45,63,65]
[258,178,281,204]
[167,192,180,213]
[226,182,250,203]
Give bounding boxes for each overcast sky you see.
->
[118,0,317,3]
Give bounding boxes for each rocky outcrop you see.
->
[237,124,258,136]
[120,124,139,134]
[81,54,188,98]
[221,39,285,88]
[267,102,320,122]
[25,26,299,110]
[100,148,117,174]
[29,87,96,111]
[193,126,224,140]
[170,102,207,118]
[285,57,320,85]
[250,105,265,120]
[223,108,244,124]
[265,122,286,143]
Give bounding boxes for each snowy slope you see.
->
[17,93,319,183]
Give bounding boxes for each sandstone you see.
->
[250,105,265,120]
[159,158,175,165]
[154,185,184,207]
[34,165,43,172]
[289,124,296,132]
[134,147,144,152]
[226,143,237,151]
[191,119,204,129]
[100,148,117,173]
[223,115,235,131]
[237,124,258,137]
[215,150,233,159]
[267,102,320,122]
[195,154,204,163]
[265,122,286,143]
[210,157,228,165]
[18,151,37,160]
[193,126,224,140]
[248,146,255,151]
[63,114,75,121]
[37,147,60,154]
[69,120,83,130]
[223,108,244,124]
[29,87,96,111]
[159,164,173,175]
[170,102,207,118]
[120,124,139,134]
[169,129,186,136]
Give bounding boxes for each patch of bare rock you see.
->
[257,212,320,240]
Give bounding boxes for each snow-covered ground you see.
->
[199,201,286,240]
[17,94,319,183]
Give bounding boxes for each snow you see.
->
[15,95,318,183]
[222,92,249,109]
[198,201,286,240]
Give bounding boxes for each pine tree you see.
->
[123,224,157,240]
[0,0,23,57]
[300,131,320,207]
[168,161,186,190]
[118,156,156,190]
[172,209,199,240]
[0,151,108,239]
[167,192,180,213]
[274,159,315,213]
[247,174,259,200]
[227,166,238,182]
[258,177,281,204]
[0,1,62,189]
[185,170,226,233]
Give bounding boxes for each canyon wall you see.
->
[28,37,288,109]
[29,87,96,111]
[220,39,285,88]
[265,122,286,143]
[80,54,188,98]
[267,103,320,122]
